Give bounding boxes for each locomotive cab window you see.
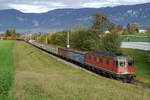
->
[119,61,125,67]
[94,57,97,62]
[99,58,103,63]
[128,60,133,67]
[89,55,91,60]
[106,60,109,65]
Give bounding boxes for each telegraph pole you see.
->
[46,35,48,44]
[67,32,70,48]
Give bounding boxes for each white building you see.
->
[139,30,146,33]
[0,37,5,40]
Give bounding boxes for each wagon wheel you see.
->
[127,77,133,83]
[108,74,113,79]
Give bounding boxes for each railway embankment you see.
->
[8,41,150,100]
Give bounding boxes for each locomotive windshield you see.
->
[128,60,133,67]
[119,61,125,67]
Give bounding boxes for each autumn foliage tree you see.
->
[4,29,17,40]
[127,22,139,34]
[122,29,129,35]
[116,24,123,32]
[131,22,139,34]
[108,22,115,32]
[92,13,109,34]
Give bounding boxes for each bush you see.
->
[50,30,69,47]
[71,29,100,51]
[100,31,121,52]
[35,34,44,43]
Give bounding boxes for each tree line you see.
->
[26,12,150,52]
[1,29,17,40]
[30,13,121,52]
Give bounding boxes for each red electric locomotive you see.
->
[85,51,135,82]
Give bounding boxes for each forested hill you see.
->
[0,3,150,32]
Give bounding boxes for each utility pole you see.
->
[46,35,48,44]
[67,32,70,48]
[30,34,32,40]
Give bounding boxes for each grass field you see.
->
[7,41,150,100]
[0,40,15,99]
[121,33,150,37]
[120,35,150,42]
[132,33,150,37]
[121,49,150,85]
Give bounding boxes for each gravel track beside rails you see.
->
[132,80,150,89]
[40,49,98,76]
[30,43,99,77]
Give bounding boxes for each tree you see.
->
[108,22,115,32]
[3,29,17,40]
[127,22,139,34]
[122,29,129,35]
[4,29,11,37]
[130,22,139,34]
[99,30,121,52]
[50,30,70,47]
[127,24,131,34]
[71,28,100,51]
[72,24,84,32]
[146,22,150,34]
[37,34,47,43]
[10,29,17,40]
[116,24,123,32]
[92,13,109,34]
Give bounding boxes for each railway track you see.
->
[27,41,150,89]
[132,80,150,89]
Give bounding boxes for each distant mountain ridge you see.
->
[0,3,150,33]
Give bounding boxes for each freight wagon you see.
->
[28,41,135,82]
[58,48,68,58]
[68,50,86,64]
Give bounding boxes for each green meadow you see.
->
[7,41,150,100]
[0,40,150,100]
[0,40,15,99]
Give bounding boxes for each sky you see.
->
[0,0,150,13]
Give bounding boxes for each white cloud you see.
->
[51,2,67,7]
[8,1,67,13]
[9,4,51,13]
[0,0,150,13]
[82,1,120,8]
[82,0,150,8]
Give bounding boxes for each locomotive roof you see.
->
[88,51,123,58]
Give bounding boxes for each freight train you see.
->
[28,40,136,82]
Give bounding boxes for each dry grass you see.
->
[8,41,150,100]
